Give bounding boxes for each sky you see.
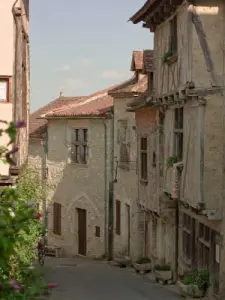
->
[30,0,153,112]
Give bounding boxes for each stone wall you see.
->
[45,118,112,258]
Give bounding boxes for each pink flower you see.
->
[15,120,26,128]
[47,283,58,289]
[35,212,42,220]
[9,278,22,291]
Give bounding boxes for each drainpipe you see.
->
[103,120,108,256]
[12,0,20,166]
[42,132,48,230]
[108,110,114,261]
[198,97,205,208]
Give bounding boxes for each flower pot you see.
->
[154,270,172,284]
[133,263,151,274]
[177,280,205,298]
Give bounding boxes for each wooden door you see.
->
[77,208,87,256]
[126,204,130,256]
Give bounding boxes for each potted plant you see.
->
[133,257,151,274]
[154,264,172,284]
[178,270,210,298]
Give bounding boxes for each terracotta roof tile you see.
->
[108,75,147,95]
[44,86,116,118]
[131,51,144,71]
[29,96,84,138]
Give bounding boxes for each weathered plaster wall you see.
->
[46,118,112,258]
[135,107,158,211]
[164,94,224,210]
[191,0,225,87]
[113,97,141,259]
[154,3,190,96]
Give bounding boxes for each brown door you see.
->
[77,208,87,256]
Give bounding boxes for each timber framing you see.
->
[129,0,185,32]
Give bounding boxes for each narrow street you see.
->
[45,257,181,300]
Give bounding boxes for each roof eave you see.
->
[129,0,153,24]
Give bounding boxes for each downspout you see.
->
[12,0,19,165]
[108,109,114,261]
[103,119,108,256]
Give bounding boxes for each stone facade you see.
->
[45,117,113,258]
[112,96,140,259]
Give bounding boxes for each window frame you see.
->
[140,136,148,182]
[53,202,62,236]
[174,107,183,161]
[71,128,88,164]
[117,120,130,168]
[0,77,10,103]
[169,15,178,56]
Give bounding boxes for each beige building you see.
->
[108,51,149,260]
[30,89,115,258]
[0,0,30,178]
[130,0,225,297]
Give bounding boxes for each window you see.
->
[148,72,154,91]
[116,200,121,235]
[95,226,100,238]
[182,213,192,261]
[152,152,156,168]
[53,202,61,235]
[117,120,129,166]
[169,16,178,55]
[174,107,183,161]
[71,128,88,164]
[0,78,9,102]
[198,223,211,269]
[140,137,148,181]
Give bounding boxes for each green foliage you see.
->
[0,121,57,299]
[183,270,210,290]
[154,264,171,271]
[162,51,173,64]
[167,156,178,168]
[136,257,151,264]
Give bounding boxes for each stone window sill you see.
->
[69,162,89,168]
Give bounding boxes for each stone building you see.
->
[30,88,114,258]
[126,50,159,260]
[0,0,30,179]
[130,0,225,296]
[108,51,149,260]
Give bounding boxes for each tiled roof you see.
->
[131,51,144,71]
[143,50,154,73]
[29,96,84,138]
[43,86,116,118]
[108,75,147,95]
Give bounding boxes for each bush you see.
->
[154,264,171,271]
[183,270,210,290]
[0,120,57,299]
[136,257,151,264]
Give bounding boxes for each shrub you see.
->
[154,264,171,271]
[0,120,57,299]
[183,270,210,290]
[136,257,151,264]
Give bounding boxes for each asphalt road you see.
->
[45,257,181,300]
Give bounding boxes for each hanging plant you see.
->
[162,51,173,64]
[167,155,178,168]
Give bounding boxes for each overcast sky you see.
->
[30,0,153,111]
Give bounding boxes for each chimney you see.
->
[59,91,63,97]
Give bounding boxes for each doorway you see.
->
[77,208,87,256]
[126,204,130,256]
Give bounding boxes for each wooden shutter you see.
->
[116,200,121,235]
[53,203,61,235]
